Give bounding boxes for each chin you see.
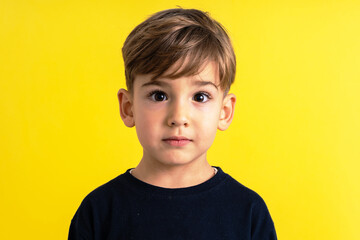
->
[157,153,202,168]
[159,158,192,167]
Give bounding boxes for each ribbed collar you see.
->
[122,166,227,197]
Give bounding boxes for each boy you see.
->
[69,8,277,240]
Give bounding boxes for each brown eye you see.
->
[150,91,168,101]
[193,92,210,102]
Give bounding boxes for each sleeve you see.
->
[68,196,95,240]
[250,197,277,240]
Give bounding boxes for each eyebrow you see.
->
[141,80,219,89]
[193,80,219,90]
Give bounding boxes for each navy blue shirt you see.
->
[69,167,277,239]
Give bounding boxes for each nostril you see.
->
[169,120,188,127]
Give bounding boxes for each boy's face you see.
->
[118,61,235,168]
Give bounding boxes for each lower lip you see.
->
[163,139,191,147]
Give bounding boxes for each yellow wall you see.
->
[1,0,359,239]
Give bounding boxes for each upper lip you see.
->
[162,136,192,141]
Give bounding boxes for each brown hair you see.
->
[122,8,236,93]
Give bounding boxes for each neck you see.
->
[130,158,216,188]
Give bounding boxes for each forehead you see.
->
[135,60,220,86]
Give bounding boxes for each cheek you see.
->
[134,110,161,145]
[195,105,221,136]
[135,123,154,148]
[197,103,222,122]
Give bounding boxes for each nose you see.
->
[167,99,189,127]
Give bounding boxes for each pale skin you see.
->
[117,61,236,188]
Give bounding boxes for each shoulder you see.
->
[69,171,132,239]
[219,171,277,239]
[78,171,132,210]
[221,172,267,205]
[72,170,135,221]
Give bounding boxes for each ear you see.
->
[218,93,236,131]
[117,88,135,127]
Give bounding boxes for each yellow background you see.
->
[1,0,359,239]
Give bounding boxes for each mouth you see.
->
[162,136,192,147]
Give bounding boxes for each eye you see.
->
[149,90,168,101]
[193,92,210,102]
